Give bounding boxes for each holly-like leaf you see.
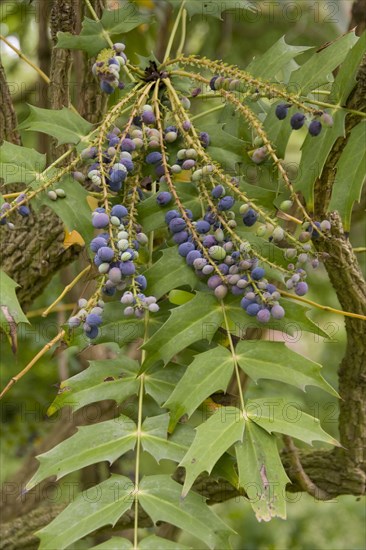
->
[0,271,29,335]
[246,398,340,446]
[236,341,338,396]
[330,32,366,104]
[36,475,134,550]
[141,414,194,463]
[57,2,148,56]
[90,537,132,549]
[179,407,245,496]
[139,475,234,550]
[143,247,198,300]
[0,141,46,185]
[295,110,346,208]
[235,422,290,521]
[225,295,331,339]
[329,121,366,230]
[33,175,94,244]
[17,106,93,146]
[181,0,256,19]
[289,31,358,94]
[141,292,223,371]
[145,362,186,405]
[47,354,139,415]
[203,122,246,170]
[27,415,137,489]
[247,36,311,80]
[164,346,234,431]
[139,535,190,549]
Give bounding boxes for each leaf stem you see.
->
[301,97,366,118]
[221,301,246,415]
[176,7,187,57]
[0,34,50,84]
[163,0,186,63]
[279,289,366,321]
[190,103,225,121]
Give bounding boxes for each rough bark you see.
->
[0,58,21,146]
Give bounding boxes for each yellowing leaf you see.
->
[63,230,85,249]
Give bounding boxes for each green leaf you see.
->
[247,36,311,80]
[139,475,234,550]
[0,141,46,185]
[0,271,29,343]
[295,110,346,208]
[145,363,186,405]
[27,415,137,489]
[246,398,340,446]
[180,407,245,496]
[289,31,358,94]
[141,414,194,463]
[329,121,366,230]
[33,175,94,244]
[164,346,234,431]
[140,535,190,549]
[36,475,134,550]
[225,295,331,339]
[236,341,338,397]
[90,537,132,549]
[57,3,148,56]
[142,292,223,371]
[17,106,93,146]
[179,0,256,19]
[203,122,246,170]
[330,32,366,104]
[47,354,139,415]
[235,422,290,521]
[143,247,198,300]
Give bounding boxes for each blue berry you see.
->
[275,103,291,120]
[120,261,136,276]
[85,313,102,327]
[290,113,306,130]
[165,210,179,223]
[242,208,258,227]
[136,275,147,290]
[212,185,225,199]
[18,205,30,216]
[111,204,128,219]
[178,242,195,257]
[295,281,308,296]
[218,196,235,211]
[92,213,109,228]
[120,159,134,172]
[169,217,186,233]
[246,303,261,316]
[100,81,114,94]
[156,192,172,206]
[251,267,265,280]
[173,231,189,244]
[196,220,211,234]
[186,250,202,266]
[308,120,322,137]
[209,76,219,90]
[98,246,115,262]
[257,308,271,323]
[200,132,210,148]
[146,152,162,164]
[90,237,108,252]
[85,325,99,339]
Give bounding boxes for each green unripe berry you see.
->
[121,252,132,261]
[118,231,129,240]
[98,263,110,274]
[284,248,297,260]
[171,164,182,174]
[47,190,58,201]
[117,239,129,251]
[215,228,225,242]
[239,203,250,215]
[272,226,285,242]
[280,200,293,212]
[55,188,66,198]
[256,225,267,237]
[209,245,226,261]
[177,149,186,160]
[191,169,202,181]
[110,216,121,226]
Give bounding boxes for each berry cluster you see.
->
[275,103,334,137]
[92,43,128,94]
[1,194,30,227]
[68,298,105,340]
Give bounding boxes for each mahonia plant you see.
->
[1,2,365,549]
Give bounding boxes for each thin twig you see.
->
[279,289,366,321]
[42,265,91,317]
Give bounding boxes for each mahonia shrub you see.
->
[0,2,365,549]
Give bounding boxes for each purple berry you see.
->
[111,205,128,219]
[246,303,261,316]
[199,132,210,148]
[211,185,225,199]
[120,261,136,276]
[120,158,134,172]
[121,138,135,152]
[156,191,172,206]
[257,308,271,323]
[242,208,258,227]
[100,81,115,94]
[186,250,202,266]
[173,231,189,244]
[98,246,115,262]
[169,217,186,233]
[218,196,235,211]
[196,220,211,234]
[207,275,222,290]
[308,120,322,137]
[90,236,108,252]
[275,103,291,120]
[178,242,195,257]
[295,282,308,296]
[290,113,306,130]
[136,275,147,290]
[271,304,285,319]
[202,235,217,248]
[85,313,102,327]
[92,213,109,228]
[142,111,156,124]
[18,205,30,217]
[68,316,81,328]
[209,76,219,90]
[165,210,179,223]
[146,151,162,164]
[251,267,265,280]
